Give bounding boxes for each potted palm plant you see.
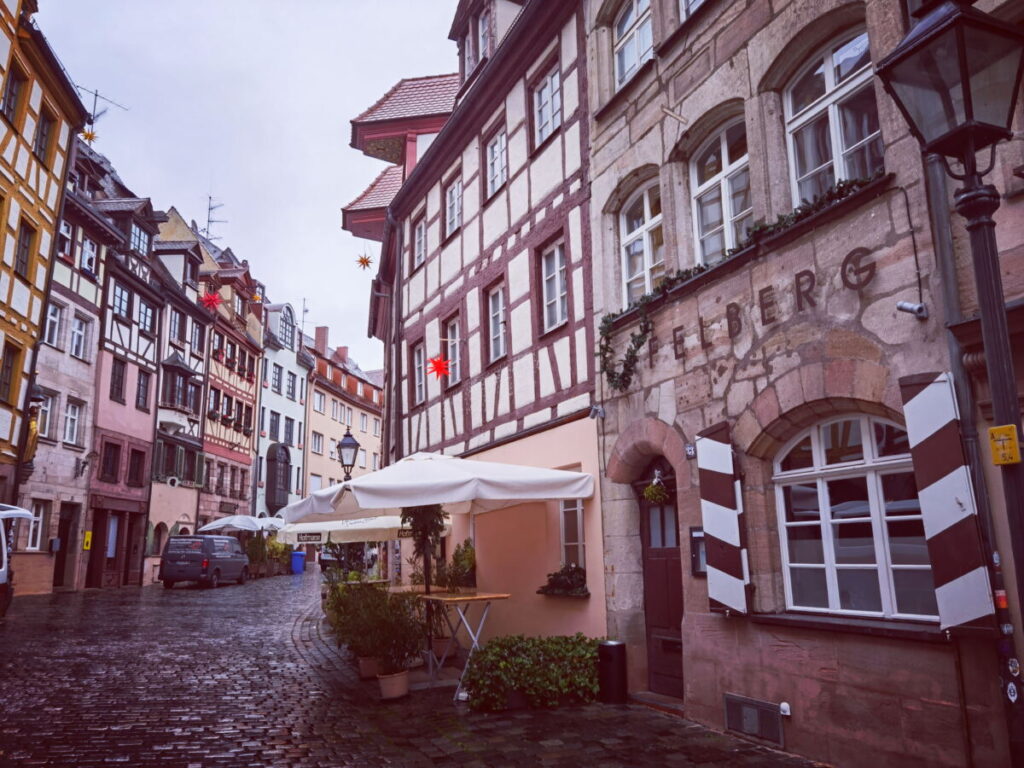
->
[372,592,425,699]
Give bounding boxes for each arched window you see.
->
[151,523,168,556]
[620,183,664,306]
[773,415,937,620]
[614,0,653,88]
[785,30,883,203]
[690,120,752,264]
[279,307,295,350]
[266,444,292,513]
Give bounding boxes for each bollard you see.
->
[598,640,627,704]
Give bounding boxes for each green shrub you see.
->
[370,591,426,675]
[536,563,589,597]
[462,633,600,711]
[325,582,389,658]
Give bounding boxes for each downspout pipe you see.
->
[384,207,405,463]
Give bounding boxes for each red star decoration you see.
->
[200,292,222,310]
[427,355,450,379]
[357,255,373,270]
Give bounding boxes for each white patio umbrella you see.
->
[197,514,263,533]
[277,516,451,546]
[280,451,594,524]
[0,504,33,520]
[257,517,286,531]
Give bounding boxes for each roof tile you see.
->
[344,165,404,212]
[353,73,460,124]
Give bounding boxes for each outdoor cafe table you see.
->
[419,592,510,702]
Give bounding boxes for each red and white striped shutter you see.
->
[696,421,749,614]
[899,372,994,630]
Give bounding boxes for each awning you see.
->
[277,516,451,546]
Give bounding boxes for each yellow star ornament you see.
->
[357,255,373,270]
[81,129,97,143]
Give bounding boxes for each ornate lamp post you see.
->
[877,1,1024,760]
[337,428,361,482]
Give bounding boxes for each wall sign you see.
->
[297,532,323,543]
[83,531,92,551]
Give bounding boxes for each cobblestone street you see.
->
[0,572,816,767]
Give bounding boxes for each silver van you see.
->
[159,535,249,589]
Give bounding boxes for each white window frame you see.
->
[773,414,937,621]
[613,0,653,89]
[138,299,154,335]
[38,392,54,439]
[560,498,585,568]
[487,285,506,362]
[309,473,323,493]
[784,30,881,205]
[679,0,706,20]
[445,178,463,236]
[373,417,381,436]
[130,222,149,255]
[619,183,664,308]
[312,432,324,455]
[486,129,508,197]
[112,282,130,319]
[360,413,368,432]
[445,317,461,384]
[26,500,48,551]
[358,448,367,469]
[313,391,325,413]
[69,316,87,360]
[80,237,97,273]
[347,406,354,426]
[63,400,81,445]
[690,120,752,265]
[533,67,562,146]
[541,243,568,332]
[58,220,72,260]
[413,217,427,268]
[44,303,63,347]
[372,452,380,471]
[477,9,490,60]
[412,343,426,405]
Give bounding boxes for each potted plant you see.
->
[246,535,267,578]
[207,408,219,420]
[536,563,590,598]
[327,582,389,678]
[372,592,425,699]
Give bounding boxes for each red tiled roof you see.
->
[352,74,460,124]
[345,165,404,212]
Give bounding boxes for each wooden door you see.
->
[52,504,77,587]
[638,463,684,698]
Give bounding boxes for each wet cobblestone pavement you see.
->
[0,571,817,767]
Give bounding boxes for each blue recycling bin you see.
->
[290,550,306,574]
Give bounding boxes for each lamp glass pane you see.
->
[886,28,964,144]
[963,25,1023,131]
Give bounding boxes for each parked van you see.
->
[159,535,249,589]
[0,506,35,618]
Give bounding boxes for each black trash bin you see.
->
[598,640,627,704]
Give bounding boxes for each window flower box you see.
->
[207,409,219,420]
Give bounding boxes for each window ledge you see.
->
[593,58,656,123]
[750,612,994,643]
[537,590,590,599]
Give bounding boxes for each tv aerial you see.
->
[75,85,128,144]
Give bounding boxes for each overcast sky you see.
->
[35,0,461,371]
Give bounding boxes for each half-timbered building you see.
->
[142,233,212,583]
[586,0,1019,764]
[83,183,164,589]
[350,0,605,640]
[0,0,86,504]
[14,137,113,594]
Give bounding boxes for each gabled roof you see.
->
[345,165,404,212]
[91,197,149,214]
[352,74,460,124]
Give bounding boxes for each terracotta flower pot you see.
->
[377,669,409,700]
[357,656,380,679]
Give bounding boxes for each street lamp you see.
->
[337,428,360,482]
[877,1,1024,762]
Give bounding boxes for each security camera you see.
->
[896,301,928,320]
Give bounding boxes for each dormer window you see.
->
[185,259,199,286]
[234,291,245,316]
[478,8,491,60]
[280,307,295,350]
[130,222,149,255]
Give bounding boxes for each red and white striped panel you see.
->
[899,372,994,630]
[696,421,749,614]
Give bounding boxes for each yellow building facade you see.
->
[0,0,85,499]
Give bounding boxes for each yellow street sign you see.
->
[83,531,92,551]
[989,425,1022,466]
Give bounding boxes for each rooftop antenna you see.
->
[75,85,128,144]
[202,195,227,241]
[301,297,310,340]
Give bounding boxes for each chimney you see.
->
[331,346,348,365]
[314,326,329,356]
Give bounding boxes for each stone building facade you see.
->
[586,0,1020,765]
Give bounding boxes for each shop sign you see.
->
[989,425,1022,465]
[297,533,322,544]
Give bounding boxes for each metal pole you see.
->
[954,175,1024,760]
